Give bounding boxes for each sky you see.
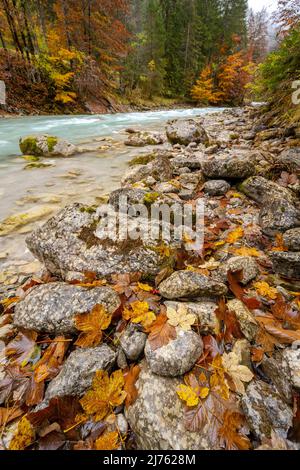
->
[248,0,278,12]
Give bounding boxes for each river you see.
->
[0,107,224,289]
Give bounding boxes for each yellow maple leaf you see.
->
[226,226,244,244]
[80,370,126,422]
[137,282,153,292]
[9,417,35,450]
[210,355,230,400]
[253,281,278,300]
[95,431,120,450]
[177,384,209,407]
[222,352,254,395]
[166,305,196,331]
[232,247,261,257]
[74,304,112,348]
[123,301,156,329]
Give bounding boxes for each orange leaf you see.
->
[74,304,112,348]
[147,312,177,351]
[124,365,141,408]
[218,411,251,450]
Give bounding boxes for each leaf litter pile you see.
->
[1,190,300,451]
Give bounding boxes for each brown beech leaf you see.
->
[271,295,300,330]
[5,331,38,366]
[124,365,141,408]
[147,312,177,351]
[218,411,251,450]
[256,315,300,345]
[34,336,69,383]
[227,271,261,310]
[215,298,243,343]
[74,304,112,348]
[0,406,24,426]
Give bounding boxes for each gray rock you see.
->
[125,362,213,450]
[262,354,293,404]
[201,150,256,179]
[122,156,173,186]
[240,176,295,204]
[164,301,218,334]
[159,270,227,300]
[178,171,204,191]
[241,380,293,440]
[154,182,180,194]
[125,131,165,147]
[119,324,147,361]
[217,256,259,285]
[144,330,203,377]
[109,188,147,210]
[241,177,300,235]
[203,180,230,196]
[283,347,300,390]
[45,345,116,399]
[13,282,121,334]
[270,251,300,279]
[276,148,300,172]
[19,135,77,157]
[171,154,203,171]
[283,228,300,251]
[166,119,209,146]
[227,299,259,341]
[259,198,300,236]
[26,203,175,280]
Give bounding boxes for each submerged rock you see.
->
[159,270,227,300]
[0,206,54,237]
[241,380,293,440]
[166,119,209,146]
[13,282,121,334]
[45,345,116,399]
[144,330,203,377]
[19,135,77,157]
[125,362,213,450]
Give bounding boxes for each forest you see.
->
[0,0,273,114]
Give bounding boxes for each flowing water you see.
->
[0,107,224,284]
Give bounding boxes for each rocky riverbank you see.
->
[1,106,300,450]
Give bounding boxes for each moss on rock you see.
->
[47,136,58,153]
[19,137,42,156]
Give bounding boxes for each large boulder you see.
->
[144,330,203,377]
[45,345,116,400]
[26,203,176,281]
[19,135,77,157]
[125,362,214,450]
[201,150,256,179]
[166,119,209,146]
[13,282,121,334]
[125,131,165,147]
[159,270,227,299]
